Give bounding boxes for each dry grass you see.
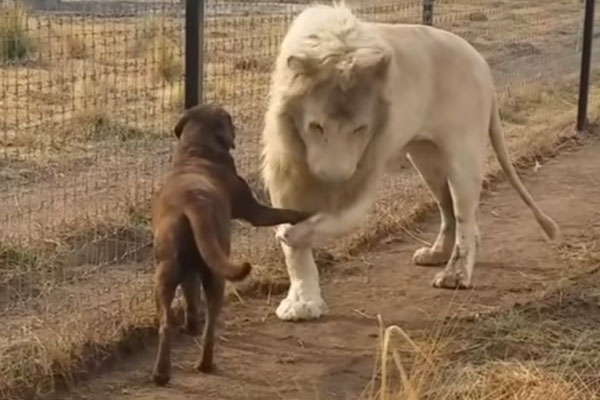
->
[0,279,156,400]
[0,215,153,398]
[374,309,600,400]
[373,243,600,400]
[1,76,597,400]
[150,36,183,83]
[367,225,600,400]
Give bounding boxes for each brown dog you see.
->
[151,104,310,386]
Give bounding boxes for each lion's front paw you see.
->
[412,247,450,266]
[431,270,471,290]
[275,296,327,321]
[276,215,323,247]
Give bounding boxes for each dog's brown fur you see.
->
[151,104,311,386]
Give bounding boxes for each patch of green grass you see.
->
[0,242,41,271]
[127,204,151,229]
[0,4,37,63]
[0,241,55,305]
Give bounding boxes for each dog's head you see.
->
[173,104,236,152]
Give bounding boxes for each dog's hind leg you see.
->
[152,260,179,386]
[180,271,202,335]
[195,270,225,373]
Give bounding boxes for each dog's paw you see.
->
[275,296,327,321]
[152,370,171,386]
[195,360,216,374]
[180,321,200,336]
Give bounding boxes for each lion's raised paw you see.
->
[276,219,316,248]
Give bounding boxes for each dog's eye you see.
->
[308,121,324,135]
[353,125,368,135]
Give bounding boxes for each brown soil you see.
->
[56,136,600,400]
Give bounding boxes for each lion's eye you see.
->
[354,125,368,135]
[308,121,324,135]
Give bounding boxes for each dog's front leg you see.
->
[232,176,311,226]
[244,204,310,227]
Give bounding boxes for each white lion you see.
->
[260,2,561,321]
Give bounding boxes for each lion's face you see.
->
[292,81,380,183]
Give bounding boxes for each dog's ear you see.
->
[174,110,191,139]
[216,109,236,150]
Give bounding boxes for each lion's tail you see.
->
[488,93,561,241]
[183,203,252,282]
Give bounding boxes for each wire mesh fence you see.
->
[0,0,598,397]
[595,1,600,122]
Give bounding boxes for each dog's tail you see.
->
[183,203,252,282]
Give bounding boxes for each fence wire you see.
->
[0,0,598,397]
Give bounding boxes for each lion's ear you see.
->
[351,48,391,80]
[287,55,317,76]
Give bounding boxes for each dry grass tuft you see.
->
[62,32,88,60]
[128,15,164,57]
[0,3,36,63]
[63,78,157,142]
[370,227,600,400]
[166,81,184,112]
[73,108,150,142]
[148,35,183,84]
[0,286,157,400]
[374,293,600,399]
[0,242,52,306]
[467,11,489,22]
[0,216,155,398]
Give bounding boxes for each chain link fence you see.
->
[0,0,598,397]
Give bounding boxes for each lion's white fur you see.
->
[261,3,560,321]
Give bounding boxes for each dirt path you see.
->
[60,138,600,400]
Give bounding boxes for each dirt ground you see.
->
[48,134,600,400]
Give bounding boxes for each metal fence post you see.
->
[576,0,596,132]
[422,0,435,26]
[185,0,205,109]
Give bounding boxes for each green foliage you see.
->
[0,5,37,63]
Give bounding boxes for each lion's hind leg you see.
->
[406,141,456,266]
[431,149,484,289]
